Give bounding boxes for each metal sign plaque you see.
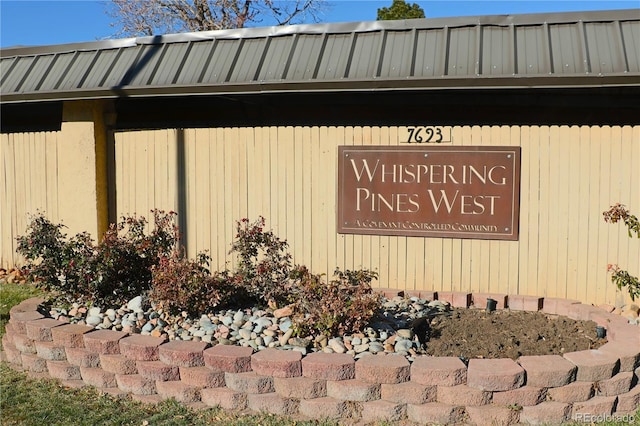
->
[338,146,521,240]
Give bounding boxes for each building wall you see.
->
[1,130,62,268]
[112,125,639,306]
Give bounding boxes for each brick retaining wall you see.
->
[2,292,639,425]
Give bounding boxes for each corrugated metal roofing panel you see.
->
[447,26,478,76]
[285,34,324,80]
[347,31,382,79]
[515,25,549,75]
[1,9,638,103]
[621,21,640,72]
[378,30,414,78]
[174,41,215,84]
[148,42,190,85]
[481,26,513,76]
[413,28,447,77]
[199,39,241,84]
[2,55,35,92]
[256,35,294,81]
[315,33,353,80]
[79,49,117,88]
[227,37,267,82]
[16,54,55,92]
[585,22,625,75]
[549,23,586,74]
[101,46,144,88]
[37,52,75,90]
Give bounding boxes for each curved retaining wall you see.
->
[2,292,639,425]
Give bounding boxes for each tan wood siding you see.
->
[1,131,61,268]
[3,124,636,306]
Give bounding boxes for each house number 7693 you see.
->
[405,127,450,143]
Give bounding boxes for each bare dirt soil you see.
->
[424,308,607,361]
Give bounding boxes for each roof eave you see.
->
[2,75,638,104]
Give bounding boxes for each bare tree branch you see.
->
[107,0,328,37]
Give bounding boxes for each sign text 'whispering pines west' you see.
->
[337,146,521,240]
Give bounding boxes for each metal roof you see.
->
[1,9,639,104]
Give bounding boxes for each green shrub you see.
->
[16,210,179,307]
[229,217,293,306]
[289,266,381,339]
[150,249,234,316]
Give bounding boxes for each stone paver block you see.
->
[374,288,404,299]
[21,353,47,372]
[9,311,44,334]
[136,360,179,381]
[616,384,640,412]
[247,393,299,416]
[158,340,208,367]
[381,381,437,405]
[156,380,200,403]
[203,345,253,373]
[406,402,464,425]
[51,323,93,348]
[473,292,508,309]
[46,360,81,380]
[598,342,640,372]
[274,376,326,399]
[563,349,620,381]
[467,358,525,391]
[520,401,571,425]
[99,354,138,375]
[119,334,166,361]
[508,295,543,311]
[492,386,547,406]
[65,347,100,368]
[35,340,66,360]
[438,291,471,307]
[597,371,633,396]
[302,352,355,381]
[115,374,157,395]
[26,318,63,341]
[607,323,640,343]
[84,329,128,354]
[201,387,247,410]
[361,400,407,423]
[251,347,302,378]
[10,298,46,315]
[179,366,225,388]
[437,384,491,406]
[547,381,594,403]
[326,378,381,401]
[80,367,117,388]
[298,397,348,420]
[407,290,431,300]
[410,356,467,386]
[356,353,410,384]
[13,334,36,354]
[571,395,617,419]
[466,405,520,426]
[3,344,22,365]
[518,355,577,388]
[225,371,274,394]
[542,298,580,315]
[568,304,602,321]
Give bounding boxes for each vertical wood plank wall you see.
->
[1,131,61,268]
[112,125,639,306]
[2,125,638,307]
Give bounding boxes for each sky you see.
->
[1,0,639,48]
